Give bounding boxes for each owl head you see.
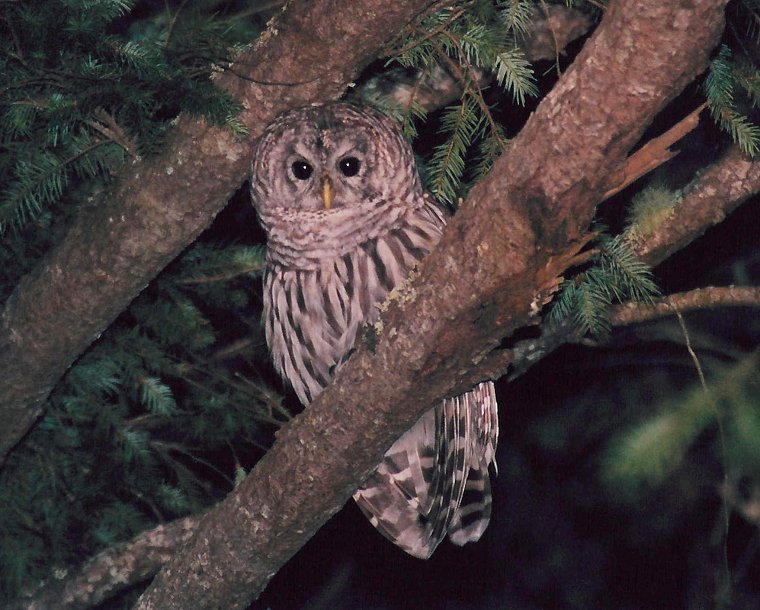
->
[251,103,422,218]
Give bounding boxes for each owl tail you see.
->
[353,382,498,559]
[447,461,494,546]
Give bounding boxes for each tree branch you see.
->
[609,286,760,326]
[7,516,201,610]
[632,143,760,267]
[23,118,760,610]
[0,0,434,468]
[19,289,759,610]
[464,142,760,387]
[18,165,760,610]
[131,2,728,608]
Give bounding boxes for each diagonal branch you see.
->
[132,2,728,609]
[0,0,435,468]
[462,144,760,388]
[631,144,760,266]
[17,284,760,610]
[6,516,202,610]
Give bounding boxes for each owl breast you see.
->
[263,198,446,405]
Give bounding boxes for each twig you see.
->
[85,109,139,158]
[538,0,562,76]
[609,286,760,327]
[388,6,466,58]
[362,5,593,116]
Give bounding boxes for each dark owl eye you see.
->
[291,160,313,180]
[338,156,361,177]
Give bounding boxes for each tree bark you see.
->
[132,2,728,609]
[6,516,201,610]
[0,0,434,467]
[631,144,760,266]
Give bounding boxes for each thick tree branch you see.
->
[19,286,759,610]
[0,0,434,467]
[132,2,727,609]
[487,141,760,380]
[465,143,760,387]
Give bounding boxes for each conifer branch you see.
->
[361,5,592,114]
[7,515,202,610]
[84,109,138,158]
[2,3,737,608]
[464,140,760,387]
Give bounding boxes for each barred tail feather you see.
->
[353,381,498,559]
[447,463,493,546]
[449,381,498,545]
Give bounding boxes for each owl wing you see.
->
[353,381,498,559]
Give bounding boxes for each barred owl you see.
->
[251,102,498,559]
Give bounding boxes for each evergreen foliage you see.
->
[0,241,285,598]
[0,0,253,233]
[704,44,760,157]
[0,1,759,608]
[547,231,660,337]
[370,0,536,207]
[0,1,279,600]
[603,354,759,496]
[428,97,486,206]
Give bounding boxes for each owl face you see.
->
[251,103,420,216]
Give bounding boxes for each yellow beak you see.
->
[321,175,335,210]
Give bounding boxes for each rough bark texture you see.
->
[133,2,728,609]
[7,516,201,610]
[465,144,760,387]
[0,0,434,467]
[631,144,760,266]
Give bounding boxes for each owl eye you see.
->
[338,156,361,177]
[291,160,313,180]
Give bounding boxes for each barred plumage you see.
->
[251,102,499,559]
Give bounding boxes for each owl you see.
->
[251,102,498,559]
